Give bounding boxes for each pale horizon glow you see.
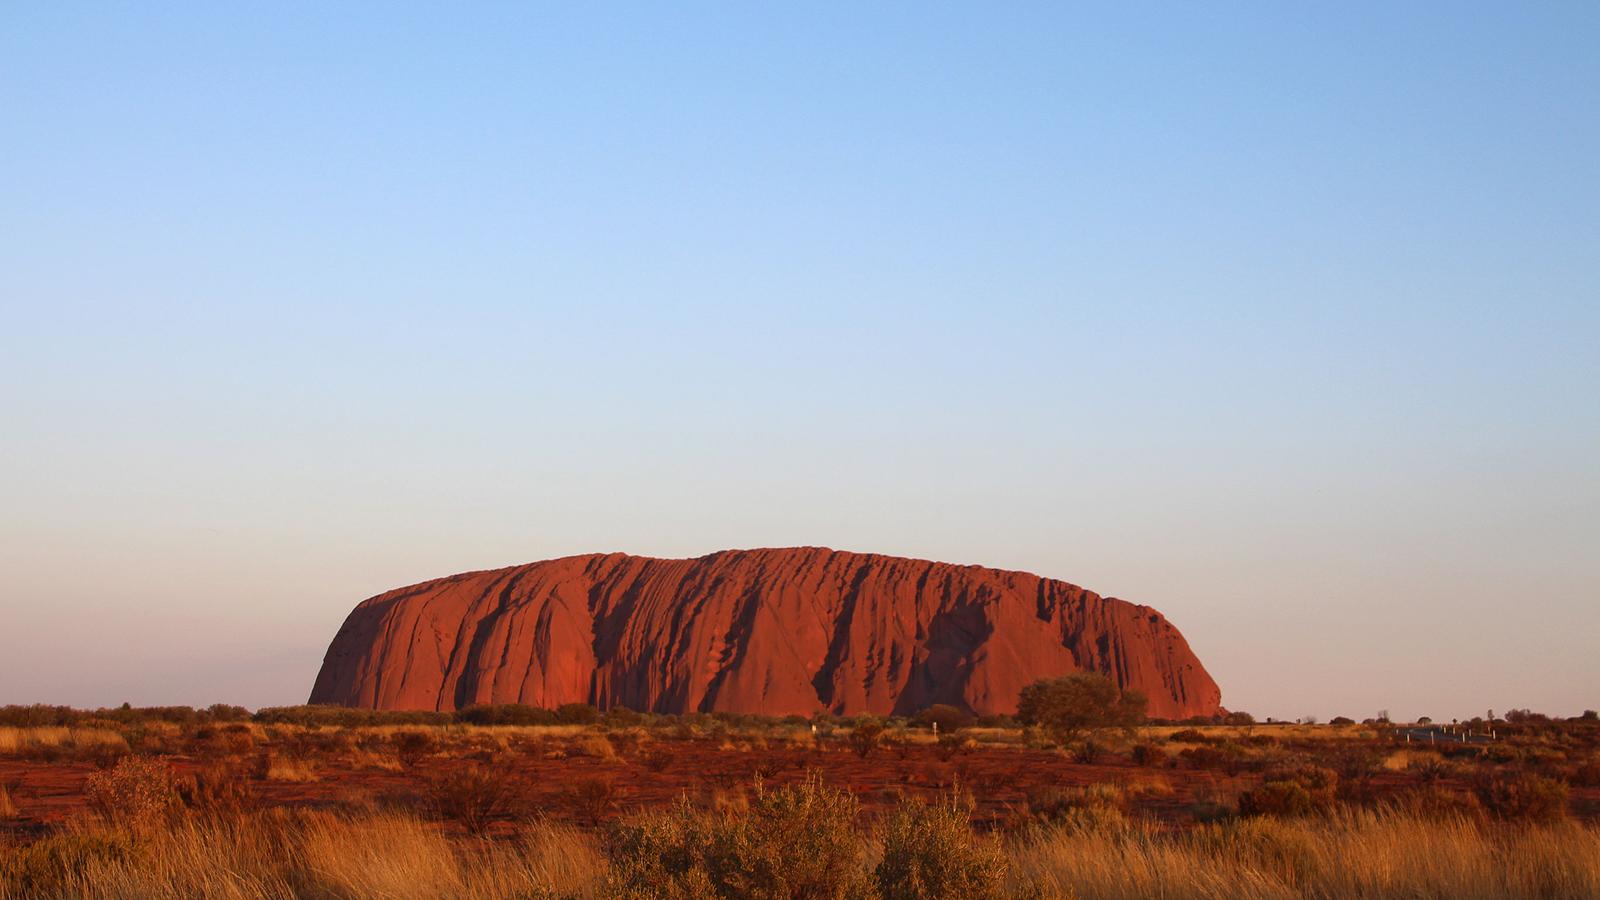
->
[2,4,1596,723]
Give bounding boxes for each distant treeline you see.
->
[3,700,1254,731]
[8,701,1581,732]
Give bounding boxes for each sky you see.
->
[1,3,1595,722]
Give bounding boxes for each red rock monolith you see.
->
[309,548,1222,718]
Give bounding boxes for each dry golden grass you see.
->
[1381,748,1442,772]
[1116,771,1176,800]
[2,796,1595,899]
[0,727,127,755]
[1006,807,1600,899]
[1140,723,1375,742]
[261,755,319,783]
[572,734,617,760]
[344,747,403,772]
[0,810,604,899]
[0,786,16,820]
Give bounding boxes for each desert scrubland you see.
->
[2,701,1597,898]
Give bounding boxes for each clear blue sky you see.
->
[2,3,1595,720]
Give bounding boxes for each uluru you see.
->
[309,547,1222,719]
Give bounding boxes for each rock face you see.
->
[309,548,1222,719]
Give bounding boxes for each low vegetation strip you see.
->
[2,784,1596,899]
[1,695,1597,897]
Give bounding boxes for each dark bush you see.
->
[394,730,438,769]
[1474,773,1568,823]
[1178,742,1251,775]
[188,726,255,759]
[1328,743,1384,783]
[640,747,675,773]
[1130,742,1164,767]
[604,706,644,728]
[1239,766,1338,818]
[456,703,558,726]
[911,705,974,733]
[568,776,620,824]
[1570,758,1600,788]
[0,705,83,728]
[96,706,200,726]
[1408,756,1450,783]
[556,703,601,725]
[933,733,970,762]
[252,705,451,727]
[1072,739,1104,765]
[203,703,252,722]
[426,763,517,835]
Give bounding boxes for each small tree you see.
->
[848,717,886,759]
[1015,673,1146,748]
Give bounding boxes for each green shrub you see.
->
[1016,674,1146,746]
[848,719,886,759]
[603,773,869,899]
[1239,766,1337,818]
[0,832,136,896]
[875,794,1006,899]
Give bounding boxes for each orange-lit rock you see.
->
[309,548,1221,719]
